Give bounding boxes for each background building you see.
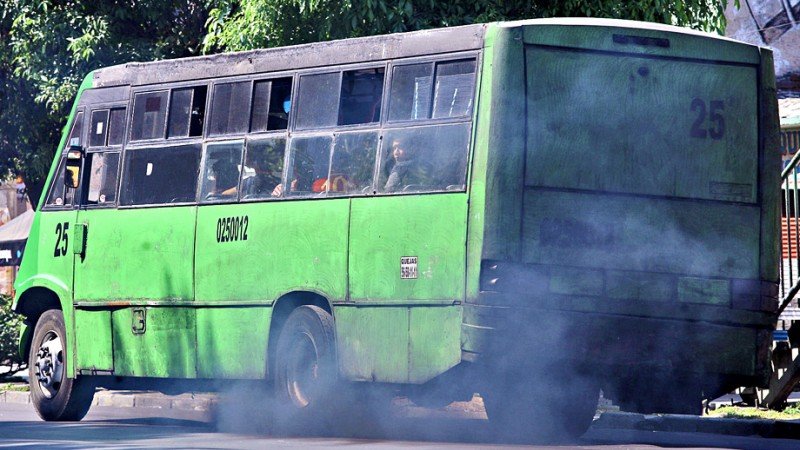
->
[726,0,800,94]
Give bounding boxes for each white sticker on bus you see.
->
[401,256,418,279]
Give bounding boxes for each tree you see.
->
[1,0,210,207]
[202,0,737,53]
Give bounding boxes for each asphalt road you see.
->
[1,401,799,449]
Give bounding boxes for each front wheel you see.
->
[29,310,95,421]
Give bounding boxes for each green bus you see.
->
[15,18,780,436]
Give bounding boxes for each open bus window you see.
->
[329,132,378,195]
[209,82,252,136]
[131,91,168,141]
[200,142,245,202]
[86,152,120,205]
[388,58,476,122]
[168,86,207,138]
[285,136,332,196]
[89,110,109,148]
[107,108,127,146]
[338,68,384,126]
[241,138,286,200]
[120,144,201,205]
[378,123,470,194]
[295,73,340,130]
[251,78,292,132]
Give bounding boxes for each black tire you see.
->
[482,369,599,441]
[273,305,338,429]
[29,310,95,421]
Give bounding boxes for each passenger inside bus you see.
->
[210,159,240,198]
[383,138,430,192]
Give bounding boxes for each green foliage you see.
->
[0,294,24,376]
[1,0,211,206]
[202,0,738,53]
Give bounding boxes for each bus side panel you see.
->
[74,309,113,372]
[196,307,270,379]
[335,305,461,383]
[348,194,467,302]
[74,207,196,302]
[111,307,196,378]
[194,199,349,303]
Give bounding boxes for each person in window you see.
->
[383,138,430,192]
[241,150,281,199]
[210,159,240,198]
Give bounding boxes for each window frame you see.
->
[78,101,127,209]
[129,81,211,144]
[118,141,203,209]
[383,52,479,129]
[42,109,86,212]
[238,136,290,204]
[197,139,247,205]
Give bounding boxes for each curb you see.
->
[0,388,215,412]
[592,412,800,440]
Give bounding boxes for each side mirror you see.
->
[65,145,84,189]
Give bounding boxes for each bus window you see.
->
[241,138,286,200]
[107,108,127,146]
[86,152,120,205]
[120,144,201,205]
[295,73,340,130]
[388,63,433,121]
[89,110,109,148]
[209,82,252,136]
[431,59,476,119]
[378,123,470,193]
[388,58,476,122]
[329,131,378,195]
[45,111,84,207]
[250,78,292,132]
[338,68,385,126]
[285,136,332,196]
[131,91,168,141]
[168,86,207,138]
[200,142,245,202]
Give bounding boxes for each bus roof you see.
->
[92,18,760,89]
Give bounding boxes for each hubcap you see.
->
[34,331,64,399]
[286,332,320,408]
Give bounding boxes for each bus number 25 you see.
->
[690,98,725,140]
[54,222,69,257]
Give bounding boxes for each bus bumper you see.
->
[461,292,774,385]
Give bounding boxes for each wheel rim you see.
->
[34,330,64,399]
[285,331,320,408]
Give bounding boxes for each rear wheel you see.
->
[273,305,339,428]
[482,367,599,441]
[29,310,95,421]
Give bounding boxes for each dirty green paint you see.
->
[335,305,461,383]
[74,309,113,371]
[522,190,760,279]
[196,307,270,378]
[74,207,196,302]
[195,199,348,303]
[111,307,196,378]
[522,24,759,64]
[678,277,730,306]
[348,194,467,302]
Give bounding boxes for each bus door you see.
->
[37,109,85,376]
[72,88,201,378]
